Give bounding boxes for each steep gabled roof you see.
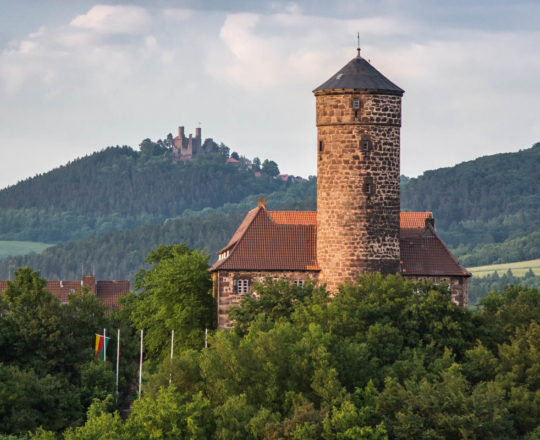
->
[314,55,404,95]
[400,223,471,277]
[210,207,318,271]
[211,208,469,278]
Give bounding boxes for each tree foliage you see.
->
[49,276,540,439]
[127,244,214,361]
[0,268,137,436]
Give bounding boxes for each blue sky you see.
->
[1,0,539,189]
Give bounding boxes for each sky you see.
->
[1,0,539,189]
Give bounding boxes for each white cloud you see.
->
[69,5,151,35]
[161,8,194,22]
[1,1,540,189]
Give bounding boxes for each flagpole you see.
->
[169,329,174,385]
[103,328,106,362]
[138,329,143,400]
[116,328,120,399]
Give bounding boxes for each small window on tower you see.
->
[319,140,323,152]
[361,140,370,151]
[364,176,375,195]
[352,98,360,109]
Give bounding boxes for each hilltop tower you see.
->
[313,51,404,291]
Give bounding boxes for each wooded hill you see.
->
[0,142,538,288]
[0,142,287,243]
[402,142,540,267]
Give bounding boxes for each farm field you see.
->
[0,241,53,259]
[468,258,540,277]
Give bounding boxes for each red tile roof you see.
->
[96,281,131,308]
[400,212,433,230]
[400,223,470,277]
[269,211,317,225]
[226,158,240,163]
[211,207,318,271]
[47,280,85,303]
[0,277,130,307]
[211,208,469,277]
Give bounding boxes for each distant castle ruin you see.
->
[172,126,215,161]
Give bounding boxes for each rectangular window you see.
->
[361,140,370,151]
[352,98,360,109]
[237,279,249,294]
[365,183,372,194]
[293,280,304,287]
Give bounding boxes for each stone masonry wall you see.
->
[215,270,319,329]
[315,90,402,291]
[404,275,469,307]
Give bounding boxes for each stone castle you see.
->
[172,126,215,161]
[210,50,471,328]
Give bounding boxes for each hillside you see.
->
[0,142,289,242]
[0,180,317,281]
[0,142,538,285]
[401,142,540,266]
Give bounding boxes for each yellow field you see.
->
[468,259,540,278]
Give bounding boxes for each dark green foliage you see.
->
[261,159,280,176]
[0,146,287,243]
[468,269,540,305]
[0,268,138,436]
[0,178,317,282]
[402,143,540,266]
[127,244,215,361]
[26,277,540,439]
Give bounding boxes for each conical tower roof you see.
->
[314,54,404,95]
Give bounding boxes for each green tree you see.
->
[261,160,280,176]
[129,244,215,361]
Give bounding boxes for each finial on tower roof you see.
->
[357,32,361,57]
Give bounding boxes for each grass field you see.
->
[468,258,540,278]
[0,241,53,259]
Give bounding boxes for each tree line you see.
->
[5,247,540,439]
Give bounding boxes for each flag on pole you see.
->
[95,333,110,361]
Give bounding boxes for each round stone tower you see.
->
[314,51,404,291]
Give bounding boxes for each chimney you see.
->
[178,126,184,140]
[82,275,96,294]
[258,197,266,209]
[425,217,435,228]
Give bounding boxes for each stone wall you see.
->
[214,270,319,329]
[315,90,402,291]
[405,275,469,307]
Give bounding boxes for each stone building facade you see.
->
[315,69,403,290]
[210,51,470,328]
